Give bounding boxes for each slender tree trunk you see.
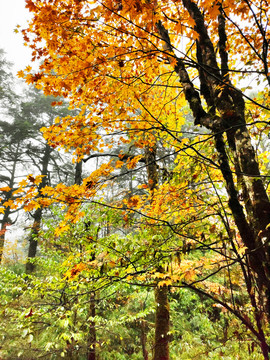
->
[153,285,170,360]
[140,320,149,360]
[0,144,19,263]
[145,146,170,360]
[87,292,96,360]
[75,160,83,185]
[26,208,42,273]
[0,194,13,263]
[0,212,10,263]
[26,143,51,273]
[75,159,97,360]
[66,339,80,360]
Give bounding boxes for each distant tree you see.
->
[0,50,29,262]
[19,88,76,272]
[0,54,75,263]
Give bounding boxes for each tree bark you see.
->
[87,292,96,360]
[145,146,170,360]
[75,159,97,360]
[0,144,20,263]
[25,208,42,273]
[153,285,170,360]
[0,212,10,263]
[26,143,51,273]
[140,320,149,360]
[75,160,83,185]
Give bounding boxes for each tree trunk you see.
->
[153,285,170,360]
[145,146,170,360]
[87,292,96,360]
[0,213,10,263]
[75,160,83,185]
[66,339,80,360]
[0,144,19,263]
[26,143,51,273]
[25,208,42,273]
[140,320,149,360]
[75,159,97,360]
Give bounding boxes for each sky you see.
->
[0,0,33,74]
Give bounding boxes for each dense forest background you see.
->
[1,0,270,359]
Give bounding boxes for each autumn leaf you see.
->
[0,186,11,192]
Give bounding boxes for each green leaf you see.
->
[27,334,34,343]
[22,329,28,338]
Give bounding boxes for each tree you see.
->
[17,0,270,358]
[0,83,75,265]
[0,119,32,262]
[20,87,76,272]
[0,51,32,262]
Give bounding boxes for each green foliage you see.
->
[0,201,265,359]
[170,289,263,359]
[0,259,264,359]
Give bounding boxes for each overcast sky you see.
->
[0,0,33,74]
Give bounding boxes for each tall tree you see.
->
[21,88,75,272]
[0,50,21,261]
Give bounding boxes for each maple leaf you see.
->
[17,70,25,78]
[0,186,11,192]
[209,4,220,19]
